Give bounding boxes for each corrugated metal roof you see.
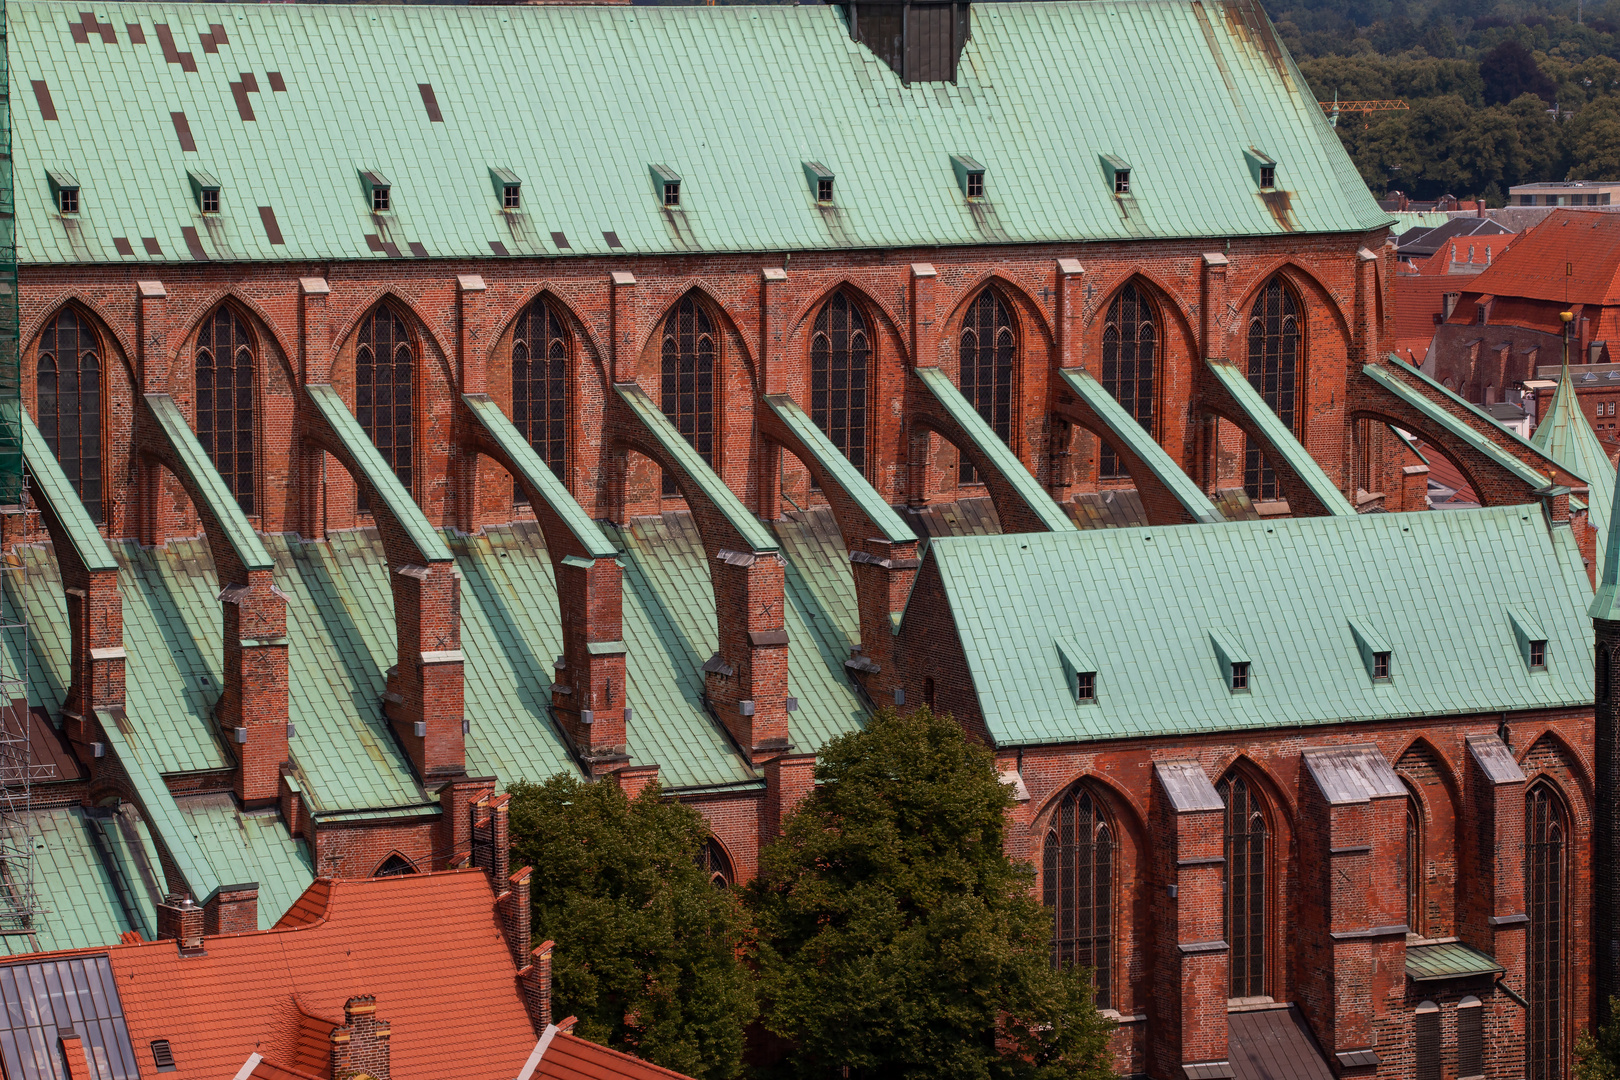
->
[1227,1005,1335,1080]
[10,0,1390,266]
[923,505,1594,747]
[1406,941,1504,982]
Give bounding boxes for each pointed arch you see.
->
[1042,781,1115,1007]
[698,836,735,888]
[939,270,1054,348]
[786,278,908,358]
[195,304,257,514]
[1243,276,1303,501]
[809,290,872,474]
[955,287,1018,482]
[487,284,610,388]
[511,298,570,486]
[1526,778,1568,1080]
[1098,281,1160,479]
[1520,728,1597,809]
[634,279,758,389]
[171,287,296,383]
[1217,767,1271,999]
[372,851,418,877]
[22,293,136,383]
[356,302,417,498]
[36,307,104,522]
[658,292,718,496]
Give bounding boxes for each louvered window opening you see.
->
[1528,782,1566,1080]
[1415,1004,1441,1080]
[512,302,568,502]
[811,292,869,476]
[958,290,1015,483]
[1244,279,1300,501]
[37,310,102,522]
[1043,787,1113,1008]
[150,1040,175,1072]
[196,307,255,514]
[660,296,715,497]
[699,838,734,889]
[357,307,415,510]
[1220,773,1267,998]
[1458,1001,1485,1078]
[1100,284,1157,480]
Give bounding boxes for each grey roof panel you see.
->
[1302,744,1405,805]
[1154,760,1223,813]
[1227,1005,1336,1080]
[1467,734,1527,784]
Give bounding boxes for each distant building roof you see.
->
[1468,209,1620,307]
[1395,217,1513,259]
[915,506,1592,748]
[7,0,1390,265]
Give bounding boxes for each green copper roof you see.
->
[1591,460,1620,620]
[923,505,1593,747]
[462,394,617,559]
[1057,369,1223,524]
[176,792,314,926]
[1405,941,1504,982]
[23,806,155,951]
[307,384,452,563]
[21,410,117,572]
[763,395,915,544]
[1363,364,1555,493]
[144,394,273,571]
[9,0,1390,266]
[1205,359,1355,515]
[614,384,778,553]
[913,367,1075,533]
[1534,365,1614,580]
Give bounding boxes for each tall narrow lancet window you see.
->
[512,302,568,500]
[957,289,1016,483]
[357,306,415,498]
[1219,772,1268,998]
[36,310,102,522]
[1243,279,1301,501]
[195,307,255,514]
[810,292,869,472]
[1405,788,1423,932]
[1043,785,1113,1007]
[698,838,734,889]
[1099,284,1157,480]
[1527,781,1567,1080]
[659,295,715,497]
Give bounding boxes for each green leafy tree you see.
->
[749,706,1115,1080]
[508,776,756,1080]
[1576,998,1620,1080]
[1569,97,1620,177]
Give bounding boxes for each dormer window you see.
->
[1508,607,1549,673]
[1230,661,1250,691]
[1210,629,1250,694]
[201,189,219,214]
[188,169,221,215]
[1259,165,1276,189]
[1530,640,1547,670]
[950,155,985,200]
[1055,639,1097,706]
[1075,671,1096,703]
[359,169,392,214]
[650,164,682,207]
[490,166,522,212]
[47,169,79,215]
[150,1040,176,1072]
[804,161,835,204]
[819,177,834,201]
[1245,149,1278,191]
[1373,651,1391,680]
[1114,170,1131,195]
[1100,154,1132,198]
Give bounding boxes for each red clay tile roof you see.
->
[271,879,331,929]
[538,1032,698,1080]
[1467,209,1620,307]
[108,870,538,1080]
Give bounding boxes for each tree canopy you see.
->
[506,776,755,1080]
[749,706,1115,1080]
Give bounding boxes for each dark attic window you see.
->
[1530,640,1547,670]
[1373,651,1391,680]
[1114,169,1131,196]
[1230,661,1250,692]
[1259,165,1276,189]
[1076,671,1096,703]
[201,189,219,214]
[664,180,681,207]
[58,188,78,215]
[967,172,984,199]
[372,185,390,213]
[818,176,834,202]
[504,184,521,210]
[151,1040,176,1072]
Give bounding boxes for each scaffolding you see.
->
[0,0,42,943]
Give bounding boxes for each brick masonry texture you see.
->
[12,223,1603,1080]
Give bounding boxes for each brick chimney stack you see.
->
[330,997,390,1080]
[155,895,205,954]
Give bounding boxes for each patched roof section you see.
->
[923,506,1593,747]
[1468,209,1620,307]
[11,0,1389,265]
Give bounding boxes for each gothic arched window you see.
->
[512,301,568,497]
[1243,278,1301,501]
[196,307,256,514]
[810,292,869,472]
[1219,771,1268,998]
[1043,785,1113,1007]
[373,852,417,877]
[698,838,734,889]
[1100,284,1157,480]
[958,290,1016,483]
[1528,781,1567,1080]
[357,306,415,497]
[1405,786,1423,933]
[36,310,102,522]
[660,295,715,497]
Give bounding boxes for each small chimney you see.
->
[469,792,511,886]
[204,883,259,936]
[331,996,390,1080]
[519,941,555,1034]
[156,895,205,955]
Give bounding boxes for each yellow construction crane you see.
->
[1319,95,1410,128]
